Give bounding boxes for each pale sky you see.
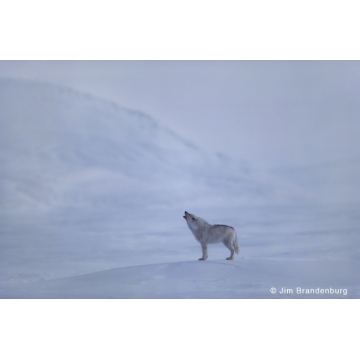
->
[1,60,360,169]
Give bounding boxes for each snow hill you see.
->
[0,78,271,217]
[0,78,359,298]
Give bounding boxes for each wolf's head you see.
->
[183,211,200,231]
[183,210,197,220]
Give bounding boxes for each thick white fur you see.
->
[183,211,240,260]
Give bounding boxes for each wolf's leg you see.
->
[223,240,235,260]
[199,244,208,260]
[226,247,234,260]
[226,250,234,260]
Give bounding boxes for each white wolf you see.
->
[183,211,240,260]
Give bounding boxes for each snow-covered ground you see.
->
[1,78,359,298]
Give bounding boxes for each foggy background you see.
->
[1,60,360,170]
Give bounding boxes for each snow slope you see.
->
[0,78,359,298]
[1,259,359,299]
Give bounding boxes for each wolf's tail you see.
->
[234,234,240,254]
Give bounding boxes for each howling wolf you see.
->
[183,211,240,260]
